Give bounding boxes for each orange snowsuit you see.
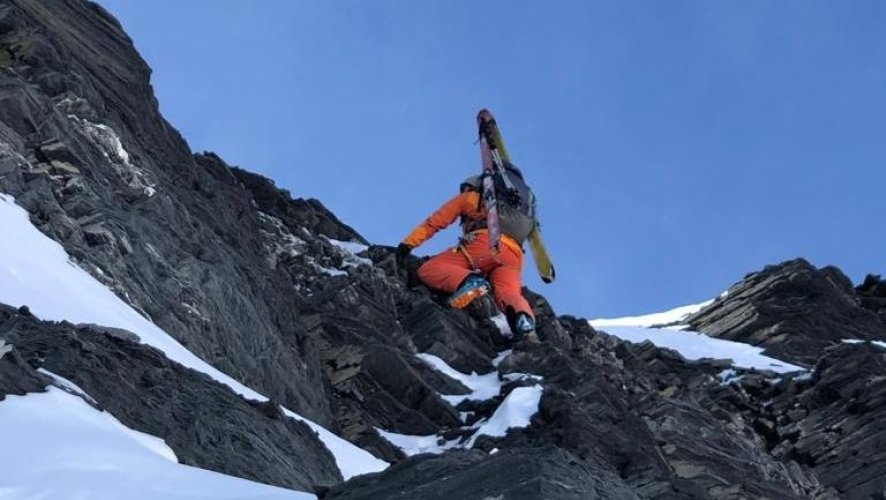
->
[403,190,534,320]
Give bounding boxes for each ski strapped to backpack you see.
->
[476,109,556,283]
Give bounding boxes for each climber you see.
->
[396,165,540,343]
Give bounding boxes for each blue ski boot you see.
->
[513,313,540,346]
[449,274,490,309]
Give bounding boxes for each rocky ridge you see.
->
[687,259,885,366]
[0,1,885,499]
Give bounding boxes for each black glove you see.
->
[395,243,412,267]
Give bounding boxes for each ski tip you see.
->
[477,109,495,123]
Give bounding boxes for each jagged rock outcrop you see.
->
[706,341,886,498]
[0,336,49,399]
[857,274,886,324]
[687,259,886,366]
[229,163,366,245]
[327,447,639,500]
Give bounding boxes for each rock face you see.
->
[857,274,886,324]
[706,341,886,499]
[687,259,886,366]
[1,2,886,499]
[0,0,330,424]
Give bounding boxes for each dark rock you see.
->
[769,343,886,498]
[688,259,886,365]
[857,274,886,324]
[402,301,496,375]
[326,446,639,500]
[0,316,51,400]
[229,162,366,245]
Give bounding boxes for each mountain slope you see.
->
[1,1,886,499]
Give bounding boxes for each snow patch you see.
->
[416,353,502,405]
[327,238,368,255]
[490,313,513,338]
[591,300,805,374]
[0,339,11,359]
[380,352,544,456]
[467,386,544,445]
[0,387,311,499]
[327,238,374,269]
[67,115,156,197]
[717,369,741,385]
[589,300,713,328]
[374,428,457,456]
[318,265,348,277]
[596,325,805,373]
[279,408,385,480]
[0,193,388,480]
[843,339,886,350]
[501,372,543,383]
[492,349,512,367]
[38,368,98,405]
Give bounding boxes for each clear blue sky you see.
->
[99,0,884,318]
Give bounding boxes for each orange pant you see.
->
[417,232,534,319]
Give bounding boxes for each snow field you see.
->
[0,387,311,500]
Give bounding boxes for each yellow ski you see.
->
[477,109,555,283]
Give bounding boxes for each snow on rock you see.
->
[66,115,156,197]
[0,339,11,359]
[589,300,713,329]
[374,428,457,456]
[68,115,130,164]
[467,385,544,446]
[317,265,348,277]
[257,211,307,268]
[590,303,806,374]
[0,193,388,480]
[490,313,513,338]
[281,407,386,481]
[590,300,806,373]
[327,238,368,255]
[38,367,98,405]
[595,325,805,373]
[327,238,374,269]
[379,352,544,457]
[492,349,512,367]
[0,387,312,500]
[416,353,502,405]
[843,339,886,350]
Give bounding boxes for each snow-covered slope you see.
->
[0,194,387,494]
[0,383,310,500]
[590,300,805,373]
[588,300,713,328]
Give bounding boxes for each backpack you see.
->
[463,162,538,244]
[493,163,537,243]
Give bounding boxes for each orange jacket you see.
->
[403,191,522,254]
